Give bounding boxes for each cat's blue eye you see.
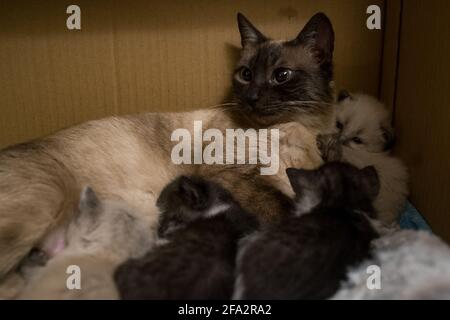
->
[240,67,252,82]
[273,68,293,84]
[352,137,363,144]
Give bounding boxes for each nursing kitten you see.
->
[114,176,258,300]
[234,162,379,300]
[18,187,157,299]
[318,91,409,224]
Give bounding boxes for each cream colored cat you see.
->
[0,12,335,280]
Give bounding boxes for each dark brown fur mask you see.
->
[232,12,335,126]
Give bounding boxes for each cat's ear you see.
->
[178,176,208,210]
[360,166,380,200]
[294,12,334,65]
[237,13,267,47]
[79,186,100,212]
[286,168,317,194]
[337,89,352,102]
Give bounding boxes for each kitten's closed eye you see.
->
[382,129,395,151]
[351,137,363,144]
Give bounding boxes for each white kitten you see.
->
[18,187,157,299]
[318,91,409,225]
[334,91,395,152]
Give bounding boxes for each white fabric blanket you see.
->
[333,230,450,299]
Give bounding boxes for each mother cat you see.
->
[0,13,335,278]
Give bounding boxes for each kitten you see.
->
[18,187,157,299]
[114,175,258,300]
[334,91,395,153]
[317,91,409,224]
[234,162,379,300]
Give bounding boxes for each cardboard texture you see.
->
[394,0,450,243]
[0,0,384,147]
[379,0,401,110]
[0,1,449,241]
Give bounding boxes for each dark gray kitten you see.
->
[230,12,335,129]
[114,176,258,300]
[234,162,379,300]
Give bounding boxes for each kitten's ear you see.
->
[237,13,267,47]
[337,89,352,102]
[286,168,317,194]
[178,176,208,210]
[360,166,380,200]
[79,186,100,212]
[294,12,334,65]
[381,127,396,151]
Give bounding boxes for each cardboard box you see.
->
[0,0,449,242]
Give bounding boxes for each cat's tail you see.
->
[0,140,78,279]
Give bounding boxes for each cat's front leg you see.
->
[266,123,324,197]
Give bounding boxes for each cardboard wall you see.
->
[393,0,450,243]
[0,0,384,148]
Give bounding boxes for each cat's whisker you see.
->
[209,102,240,110]
[275,101,333,106]
[206,100,332,113]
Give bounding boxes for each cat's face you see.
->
[232,13,335,126]
[286,162,380,216]
[335,91,395,152]
[156,176,234,237]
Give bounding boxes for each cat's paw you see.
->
[316,134,328,155]
[278,122,322,164]
[317,133,342,162]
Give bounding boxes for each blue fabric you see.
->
[399,201,432,232]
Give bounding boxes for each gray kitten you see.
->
[18,187,157,299]
[234,162,379,300]
[114,175,258,299]
[318,91,409,225]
